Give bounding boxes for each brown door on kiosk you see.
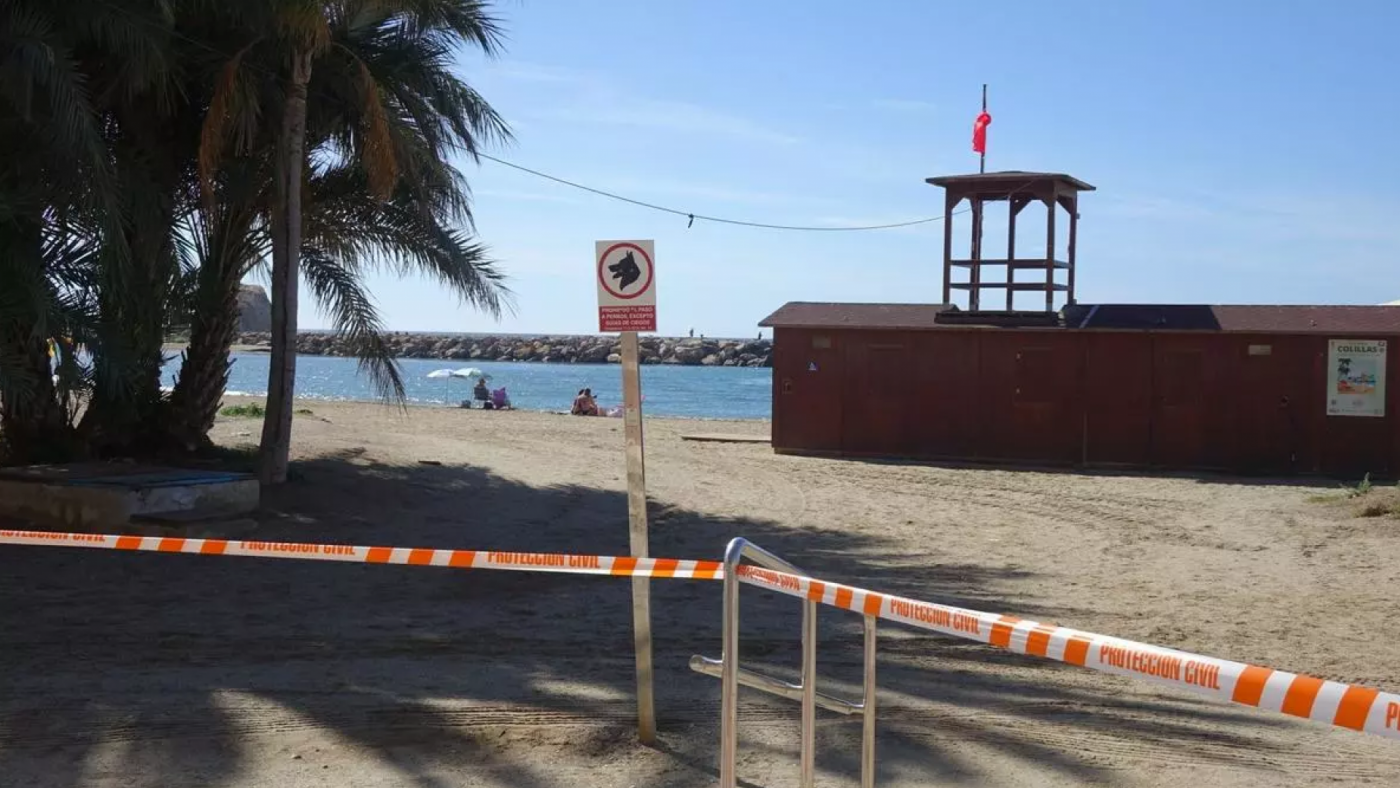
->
[842,341,910,454]
[774,330,842,452]
[1152,339,1228,469]
[1235,340,1301,473]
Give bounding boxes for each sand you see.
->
[2,398,1399,787]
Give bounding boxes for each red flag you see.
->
[972,110,992,154]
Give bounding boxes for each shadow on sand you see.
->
[0,452,1310,787]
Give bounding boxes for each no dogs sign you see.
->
[596,240,656,333]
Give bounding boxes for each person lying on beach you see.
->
[571,389,596,416]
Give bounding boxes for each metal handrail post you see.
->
[800,598,818,788]
[862,615,878,788]
[720,538,744,788]
[718,537,840,788]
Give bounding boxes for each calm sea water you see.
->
[161,353,773,420]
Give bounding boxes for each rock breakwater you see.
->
[234,333,773,367]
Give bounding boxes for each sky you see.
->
[266,0,1400,337]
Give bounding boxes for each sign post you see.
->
[596,240,658,743]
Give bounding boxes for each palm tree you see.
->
[198,0,510,482]
[0,0,175,462]
[167,155,508,450]
[165,157,273,450]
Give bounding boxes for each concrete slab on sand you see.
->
[0,463,258,530]
[679,433,770,444]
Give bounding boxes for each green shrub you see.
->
[219,403,266,418]
[1344,473,1374,499]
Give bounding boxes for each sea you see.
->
[161,352,773,420]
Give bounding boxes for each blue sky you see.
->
[274,0,1400,336]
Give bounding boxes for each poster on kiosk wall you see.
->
[1327,339,1387,417]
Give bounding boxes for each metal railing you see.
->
[690,537,877,788]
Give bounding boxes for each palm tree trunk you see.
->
[167,200,258,451]
[167,251,244,451]
[259,51,312,484]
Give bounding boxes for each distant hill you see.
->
[237,285,272,332]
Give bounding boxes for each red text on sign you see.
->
[1386,702,1399,730]
[599,305,656,333]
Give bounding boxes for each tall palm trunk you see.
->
[259,51,312,484]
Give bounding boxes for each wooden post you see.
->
[970,197,983,311]
[942,192,956,306]
[1044,188,1057,313]
[1006,197,1019,311]
[620,331,655,744]
[1067,195,1079,306]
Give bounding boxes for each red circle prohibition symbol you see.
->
[597,242,654,300]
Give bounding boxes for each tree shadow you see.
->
[0,452,1386,787]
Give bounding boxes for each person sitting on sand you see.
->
[571,388,600,416]
[473,377,490,404]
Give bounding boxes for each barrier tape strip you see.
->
[4,529,1398,743]
[733,564,1400,743]
[0,530,722,579]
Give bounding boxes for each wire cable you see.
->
[476,152,955,232]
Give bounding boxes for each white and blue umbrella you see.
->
[426,367,491,401]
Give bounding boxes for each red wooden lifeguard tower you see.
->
[928,171,1096,317]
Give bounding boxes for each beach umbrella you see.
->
[426,368,459,401]
[450,367,490,380]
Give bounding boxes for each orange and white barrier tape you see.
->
[734,564,1400,743]
[5,528,1398,743]
[0,530,722,579]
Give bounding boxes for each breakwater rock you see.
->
[234,333,773,368]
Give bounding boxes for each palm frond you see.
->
[0,4,115,203]
[299,245,406,405]
[199,39,263,205]
[349,49,399,199]
[303,164,511,318]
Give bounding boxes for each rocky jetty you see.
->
[233,332,772,367]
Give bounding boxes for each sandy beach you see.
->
[2,398,1399,787]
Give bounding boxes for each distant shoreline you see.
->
[217,392,772,423]
[227,332,774,367]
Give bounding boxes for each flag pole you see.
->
[979,84,987,174]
